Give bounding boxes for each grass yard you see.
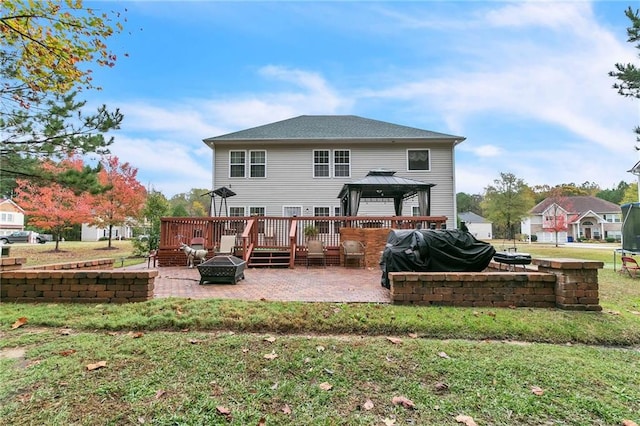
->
[1,241,640,425]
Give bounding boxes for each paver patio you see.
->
[127,264,391,303]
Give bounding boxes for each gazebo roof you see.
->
[337,169,435,200]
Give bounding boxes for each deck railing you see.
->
[159,215,447,266]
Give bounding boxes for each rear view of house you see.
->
[203,115,465,229]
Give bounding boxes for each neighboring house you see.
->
[81,223,133,241]
[521,196,622,243]
[0,198,25,236]
[203,115,465,229]
[458,211,492,240]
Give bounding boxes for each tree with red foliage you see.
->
[542,202,568,247]
[14,157,94,251]
[91,156,146,248]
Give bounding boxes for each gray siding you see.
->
[210,141,456,227]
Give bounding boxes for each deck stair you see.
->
[248,249,291,268]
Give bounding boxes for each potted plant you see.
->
[304,224,319,240]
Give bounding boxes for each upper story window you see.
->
[230,150,266,178]
[314,149,350,178]
[314,150,330,177]
[603,213,621,223]
[334,150,350,177]
[1,213,15,222]
[407,149,430,171]
[230,151,246,177]
[250,151,266,178]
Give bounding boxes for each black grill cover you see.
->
[380,229,496,288]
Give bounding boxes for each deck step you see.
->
[249,250,291,268]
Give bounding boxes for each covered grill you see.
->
[197,255,246,285]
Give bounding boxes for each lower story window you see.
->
[314,207,330,234]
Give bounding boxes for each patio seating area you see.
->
[126,263,389,303]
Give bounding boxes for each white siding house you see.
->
[203,115,465,228]
[0,199,25,236]
[458,211,492,240]
[81,223,133,241]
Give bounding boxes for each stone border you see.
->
[0,257,156,303]
[388,258,602,311]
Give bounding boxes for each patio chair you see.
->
[147,249,158,268]
[341,240,365,268]
[216,235,236,255]
[621,256,640,278]
[306,240,326,267]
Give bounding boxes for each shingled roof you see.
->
[204,115,465,143]
[530,196,621,215]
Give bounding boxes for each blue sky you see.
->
[85,1,639,197]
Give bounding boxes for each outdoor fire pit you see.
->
[197,255,246,285]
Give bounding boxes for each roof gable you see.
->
[204,115,465,143]
[0,198,24,213]
[530,196,620,215]
[459,211,490,223]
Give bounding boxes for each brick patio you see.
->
[125,264,390,303]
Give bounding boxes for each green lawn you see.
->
[1,241,639,425]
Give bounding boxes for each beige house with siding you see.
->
[203,115,465,229]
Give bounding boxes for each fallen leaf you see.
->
[316,345,325,352]
[304,357,311,363]
[216,406,231,415]
[455,414,478,426]
[129,332,144,339]
[155,389,166,399]
[264,351,278,360]
[271,382,278,390]
[319,382,333,391]
[59,329,71,336]
[107,331,119,336]
[363,399,374,410]
[176,307,183,316]
[392,396,415,409]
[408,333,418,339]
[382,417,396,425]
[58,349,76,357]
[137,416,145,424]
[386,337,403,345]
[181,328,190,332]
[282,404,292,414]
[86,360,107,371]
[434,382,449,392]
[531,386,544,396]
[11,317,27,329]
[629,311,640,315]
[622,420,639,426]
[189,339,201,344]
[487,311,496,317]
[264,336,276,343]
[257,417,266,426]
[473,311,480,316]
[437,351,451,359]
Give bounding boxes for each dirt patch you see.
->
[0,347,26,360]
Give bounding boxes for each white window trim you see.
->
[313,149,331,178]
[406,148,431,172]
[229,150,246,178]
[249,150,267,178]
[249,206,266,216]
[282,206,303,217]
[228,206,246,216]
[333,149,351,178]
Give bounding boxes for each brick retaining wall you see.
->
[0,257,156,303]
[0,269,157,303]
[389,258,602,311]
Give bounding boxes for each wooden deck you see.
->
[159,215,447,267]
